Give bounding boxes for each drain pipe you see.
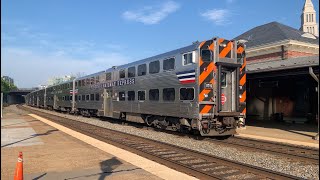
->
[309,67,319,140]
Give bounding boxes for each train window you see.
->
[96,76,100,83]
[119,92,125,101]
[128,91,135,101]
[66,96,69,101]
[106,72,111,81]
[221,72,227,88]
[79,95,82,101]
[163,88,175,101]
[70,96,72,101]
[149,89,159,101]
[91,77,95,84]
[128,66,135,77]
[62,96,65,101]
[149,60,160,74]
[163,58,175,71]
[82,95,85,101]
[138,91,145,101]
[180,88,194,100]
[86,95,90,101]
[75,95,78,101]
[138,64,147,76]
[119,69,125,79]
[95,93,100,101]
[90,94,94,101]
[183,52,193,65]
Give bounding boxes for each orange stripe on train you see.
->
[199,89,211,101]
[219,41,232,58]
[199,62,214,84]
[242,107,246,114]
[200,105,212,114]
[240,74,246,86]
[240,60,246,72]
[240,90,246,102]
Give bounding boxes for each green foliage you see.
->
[1,78,17,94]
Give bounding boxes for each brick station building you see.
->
[235,20,319,123]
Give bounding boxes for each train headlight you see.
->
[239,86,243,90]
[239,94,242,99]
[204,94,208,98]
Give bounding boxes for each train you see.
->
[25,37,246,136]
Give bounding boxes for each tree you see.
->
[1,78,17,94]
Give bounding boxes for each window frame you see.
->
[119,69,126,79]
[163,88,175,102]
[137,90,146,101]
[138,64,147,76]
[127,91,135,101]
[149,60,160,74]
[163,57,175,71]
[179,87,195,101]
[95,93,100,101]
[119,91,126,101]
[106,72,112,81]
[149,89,159,101]
[182,51,194,66]
[128,66,136,78]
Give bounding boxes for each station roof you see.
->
[247,55,319,74]
[235,21,319,48]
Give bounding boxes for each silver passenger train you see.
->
[26,37,247,136]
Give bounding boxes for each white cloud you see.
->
[122,1,180,25]
[1,47,131,88]
[201,9,232,25]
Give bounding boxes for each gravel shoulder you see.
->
[21,105,319,180]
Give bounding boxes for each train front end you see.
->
[197,37,246,136]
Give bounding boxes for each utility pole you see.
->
[1,93,3,118]
[309,67,319,140]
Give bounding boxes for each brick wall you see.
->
[247,50,316,63]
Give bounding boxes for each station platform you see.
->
[1,106,196,180]
[236,119,319,148]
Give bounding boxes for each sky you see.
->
[1,0,319,88]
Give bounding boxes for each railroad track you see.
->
[19,105,303,180]
[208,136,319,165]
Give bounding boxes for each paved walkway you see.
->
[236,120,319,148]
[1,106,182,180]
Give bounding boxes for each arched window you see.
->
[312,14,314,22]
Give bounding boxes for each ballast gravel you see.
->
[21,106,319,179]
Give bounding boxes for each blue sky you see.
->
[1,0,319,87]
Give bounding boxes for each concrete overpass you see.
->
[4,88,37,105]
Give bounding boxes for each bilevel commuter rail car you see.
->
[25,37,247,136]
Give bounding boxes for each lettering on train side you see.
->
[89,78,135,89]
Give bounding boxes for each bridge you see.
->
[4,88,37,105]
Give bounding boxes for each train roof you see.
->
[106,42,200,72]
[75,71,105,80]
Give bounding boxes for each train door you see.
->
[103,89,113,117]
[219,66,238,112]
[220,68,234,112]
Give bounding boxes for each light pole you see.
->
[1,93,3,118]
